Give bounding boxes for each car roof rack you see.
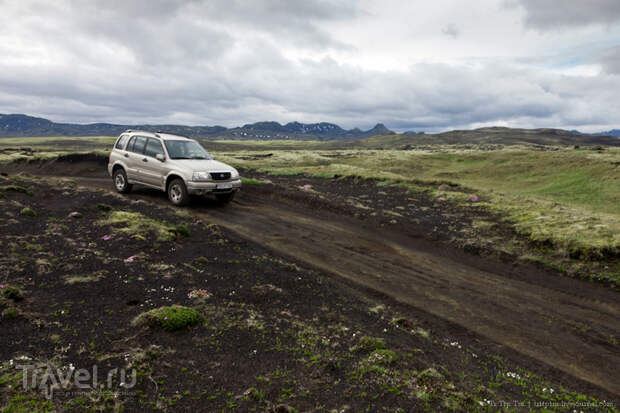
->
[124,129,160,136]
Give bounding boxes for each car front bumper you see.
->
[186,179,242,195]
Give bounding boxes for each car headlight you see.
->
[192,171,210,181]
[231,169,239,179]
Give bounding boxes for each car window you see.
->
[164,140,213,160]
[130,136,147,154]
[115,134,129,150]
[145,138,164,158]
[126,136,136,152]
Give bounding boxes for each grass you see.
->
[0,135,113,164]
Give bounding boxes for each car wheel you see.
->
[168,178,189,206]
[113,168,132,193]
[215,192,235,204]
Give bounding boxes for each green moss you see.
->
[193,256,209,265]
[311,172,335,179]
[1,285,23,301]
[243,387,266,401]
[372,349,398,364]
[368,304,385,313]
[3,394,55,413]
[64,270,107,285]
[257,168,304,176]
[352,336,386,352]
[2,307,20,319]
[0,185,34,196]
[418,367,444,385]
[20,207,36,217]
[376,180,394,187]
[132,305,205,332]
[240,177,264,185]
[413,327,430,339]
[175,224,191,238]
[96,203,113,212]
[97,210,189,242]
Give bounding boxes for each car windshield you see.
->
[164,140,213,160]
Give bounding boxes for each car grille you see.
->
[210,172,231,181]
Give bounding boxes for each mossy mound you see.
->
[132,305,204,332]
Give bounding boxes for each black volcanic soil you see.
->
[0,158,618,412]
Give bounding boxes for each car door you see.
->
[122,136,138,180]
[140,138,168,188]
[125,136,147,182]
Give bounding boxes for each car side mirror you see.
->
[156,153,165,162]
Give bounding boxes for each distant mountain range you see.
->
[0,113,394,140]
[341,126,620,148]
[1,114,618,147]
[599,129,620,137]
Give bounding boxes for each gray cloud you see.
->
[77,0,358,52]
[441,23,460,38]
[1,1,620,132]
[596,46,620,74]
[507,0,620,30]
[2,45,617,132]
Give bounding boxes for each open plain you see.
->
[1,138,618,411]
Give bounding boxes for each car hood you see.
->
[178,159,235,173]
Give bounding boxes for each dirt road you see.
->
[200,187,620,396]
[7,160,620,397]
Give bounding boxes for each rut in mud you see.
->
[5,157,620,398]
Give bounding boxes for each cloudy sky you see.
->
[1,0,620,132]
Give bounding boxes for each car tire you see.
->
[168,178,189,206]
[113,168,133,193]
[215,192,235,204]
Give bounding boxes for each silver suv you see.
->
[107,130,241,205]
